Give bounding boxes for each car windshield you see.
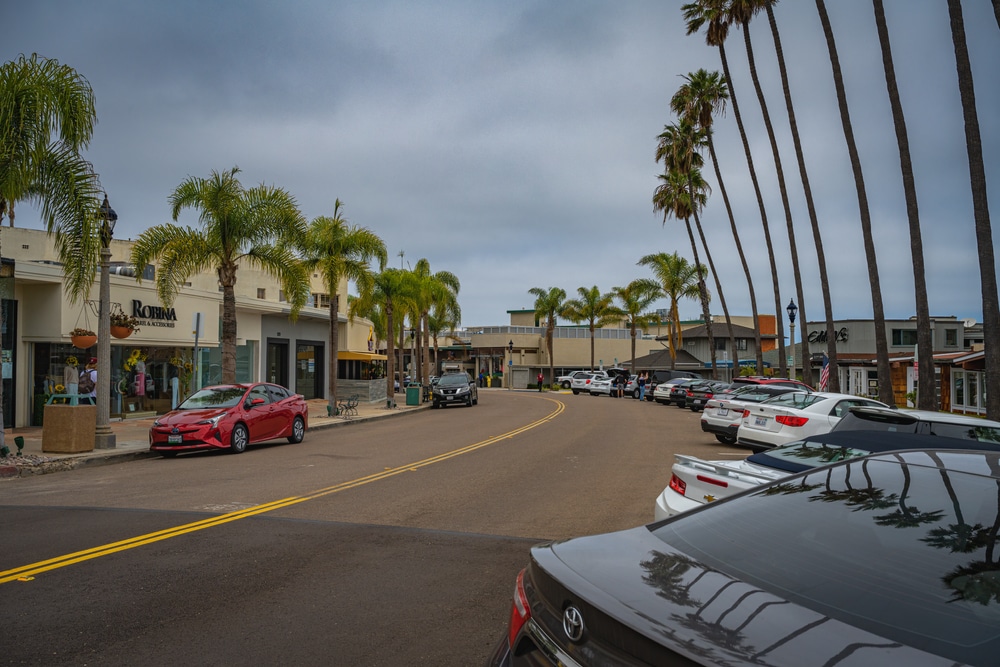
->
[178,386,247,409]
[438,374,469,387]
[651,453,1000,664]
[762,392,825,409]
[750,439,872,471]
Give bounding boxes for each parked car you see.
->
[645,370,701,401]
[668,378,706,408]
[729,375,813,391]
[737,391,888,451]
[570,372,598,395]
[685,380,731,412]
[149,382,308,456]
[832,405,1000,442]
[652,377,696,405]
[431,372,478,408]
[556,370,591,389]
[491,447,1000,666]
[588,375,614,397]
[655,430,999,520]
[700,384,807,444]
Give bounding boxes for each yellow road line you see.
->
[0,397,564,585]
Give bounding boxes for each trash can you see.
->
[405,384,421,406]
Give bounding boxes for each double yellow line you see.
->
[1,398,564,585]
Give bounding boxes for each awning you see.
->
[338,351,388,361]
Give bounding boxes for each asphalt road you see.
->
[0,389,743,666]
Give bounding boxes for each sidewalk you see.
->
[0,397,429,479]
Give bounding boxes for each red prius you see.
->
[149,383,308,456]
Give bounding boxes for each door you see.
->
[266,339,289,387]
[1,299,15,428]
[295,341,324,400]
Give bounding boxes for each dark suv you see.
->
[833,406,1000,442]
[431,372,478,409]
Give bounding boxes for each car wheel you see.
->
[572,389,579,395]
[715,434,737,445]
[230,423,249,454]
[432,401,440,409]
[561,381,571,389]
[690,406,699,412]
[287,416,305,444]
[473,395,478,405]
[632,389,640,399]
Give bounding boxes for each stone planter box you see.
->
[42,404,97,453]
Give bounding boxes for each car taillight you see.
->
[776,415,809,427]
[508,569,531,647]
[742,409,751,418]
[685,389,693,397]
[668,474,687,496]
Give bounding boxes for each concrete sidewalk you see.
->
[0,396,429,479]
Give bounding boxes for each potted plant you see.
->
[70,327,97,349]
[110,307,140,339]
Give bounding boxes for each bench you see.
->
[336,394,359,417]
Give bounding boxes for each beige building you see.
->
[0,227,383,429]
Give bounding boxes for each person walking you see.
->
[638,371,647,401]
[537,371,544,392]
[79,358,98,405]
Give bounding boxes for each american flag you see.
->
[819,353,830,391]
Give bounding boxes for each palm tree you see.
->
[760,4,841,389]
[672,69,764,374]
[300,199,387,413]
[638,253,702,370]
[349,267,414,403]
[412,259,460,387]
[528,286,569,384]
[947,0,999,419]
[564,286,622,372]
[612,279,662,372]
[0,54,104,446]
[815,0,893,405]
[872,0,933,408]
[130,167,311,384]
[654,121,717,377]
[728,0,812,379]
[683,0,788,377]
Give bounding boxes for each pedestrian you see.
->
[79,358,98,405]
[617,374,625,399]
[479,369,485,388]
[638,371,647,401]
[63,357,79,399]
[537,371,544,392]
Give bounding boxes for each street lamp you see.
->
[507,340,513,391]
[786,298,798,382]
[95,195,117,449]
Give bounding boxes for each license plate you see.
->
[717,407,729,416]
[754,416,768,427]
[168,435,182,444]
[445,396,453,401]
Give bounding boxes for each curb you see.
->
[1,403,431,479]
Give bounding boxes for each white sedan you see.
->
[736,391,888,451]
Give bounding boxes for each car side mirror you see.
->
[246,397,266,408]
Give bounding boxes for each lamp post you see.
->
[95,195,117,449]
[786,298,798,382]
[507,340,513,391]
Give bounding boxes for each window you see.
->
[945,328,958,346]
[316,293,331,309]
[736,338,749,351]
[891,329,918,346]
[715,337,727,351]
[278,290,286,302]
[257,288,266,299]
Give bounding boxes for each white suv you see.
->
[557,370,592,389]
[833,406,1000,442]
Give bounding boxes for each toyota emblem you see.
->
[562,605,585,643]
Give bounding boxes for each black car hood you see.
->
[530,526,955,666]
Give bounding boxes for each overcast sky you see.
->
[9,1,999,331]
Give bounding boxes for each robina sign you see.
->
[132,299,177,328]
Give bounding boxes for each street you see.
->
[0,390,742,665]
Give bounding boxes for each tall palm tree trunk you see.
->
[816,0,893,405]
[766,4,839,390]
[873,0,934,408]
[684,216,716,379]
[948,0,1000,419]
[692,206,731,378]
[741,20,809,379]
[328,294,340,410]
[717,41,787,376]
[707,135,764,374]
[220,279,238,384]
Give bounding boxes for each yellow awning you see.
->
[338,351,388,361]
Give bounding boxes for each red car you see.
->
[149,383,308,456]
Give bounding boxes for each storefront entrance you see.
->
[295,341,324,400]
[266,339,289,387]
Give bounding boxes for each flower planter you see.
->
[71,335,97,349]
[110,325,133,339]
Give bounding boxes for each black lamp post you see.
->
[95,195,117,449]
[507,340,514,391]
[786,298,798,381]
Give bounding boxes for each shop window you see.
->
[257,288,266,299]
[945,328,958,347]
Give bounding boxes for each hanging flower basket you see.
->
[110,325,133,339]
[70,328,97,349]
[109,306,140,338]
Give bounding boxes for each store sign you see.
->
[808,327,849,343]
[131,299,177,328]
